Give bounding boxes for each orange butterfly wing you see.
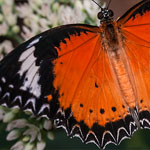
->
[52,25,134,148]
[0,24,131,148]
[118,0,150,129]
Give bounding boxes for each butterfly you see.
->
[0,0,150,149]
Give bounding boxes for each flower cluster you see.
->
[0,0,102,149]
[0,106,54,150]
[0,0,101,59]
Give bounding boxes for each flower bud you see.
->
[10,141,24,150]
[37,141,46,150]
[3,112,15,123]
[47,131,54,140]
[6,129,20,141]
[43,120,52,130]
[24,143,34,150]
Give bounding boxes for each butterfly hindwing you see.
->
[118,0,150,129]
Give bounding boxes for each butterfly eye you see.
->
[97,11,104,20]
[108,9,114,17]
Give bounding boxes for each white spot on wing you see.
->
[19,46,35,62]
[18,47,41,98]
[26,36,42,48]
[18,47,36,76]
[30,73,41,97]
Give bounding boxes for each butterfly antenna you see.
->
[91,0,102,9]
[107,0,112,9]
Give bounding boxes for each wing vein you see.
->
[124,24,150,28]
[58,34,98,58]
[124,30,150,46]
[70,36,100,105]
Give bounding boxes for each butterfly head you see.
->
[91,0,113,22]
[97,8,114,22]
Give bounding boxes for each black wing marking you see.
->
[0,24,97,118]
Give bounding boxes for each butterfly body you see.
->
[1,0,150,149]
[100,19,137,110]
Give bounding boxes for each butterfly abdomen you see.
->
[111,57,136,107]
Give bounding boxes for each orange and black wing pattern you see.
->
[118,0,150,129]
[0,23,135,148]
[0,24,99,117]
[1,0,150,149]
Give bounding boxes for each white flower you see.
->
[37,141,46,150]
[74,5,86,23]
[60,6,77,24]
[32,0,43,7]
[16,4,33,18]
[12,25,20,33]
[29,0,41,10]
[51,2,59,12]
[0,22,9,35]
[37,132,42,141]
[43,120,52,130]
[83,0,99,17]
[3,111,16,123]
[2,4,12,16]
[36,141,46,150]
[0,40,14,58]
[75,0,83,10]
[5,0,13,6]
[23,124,40,142]
[48,13,59,27]
[43,0,54,4]
[0,14,4,22]
[6,119,27,131]
[22,136,30,142]
[6,129,20,141]
[24,143,34,150]
[10,141,24,150]
[47,131,54,140]
[39,18,49,31]
[5,14,17,25]
[0,109,5,120]
[21,26,34,40]
[40,3,51,17]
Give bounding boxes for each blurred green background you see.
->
[0,0,150,149]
